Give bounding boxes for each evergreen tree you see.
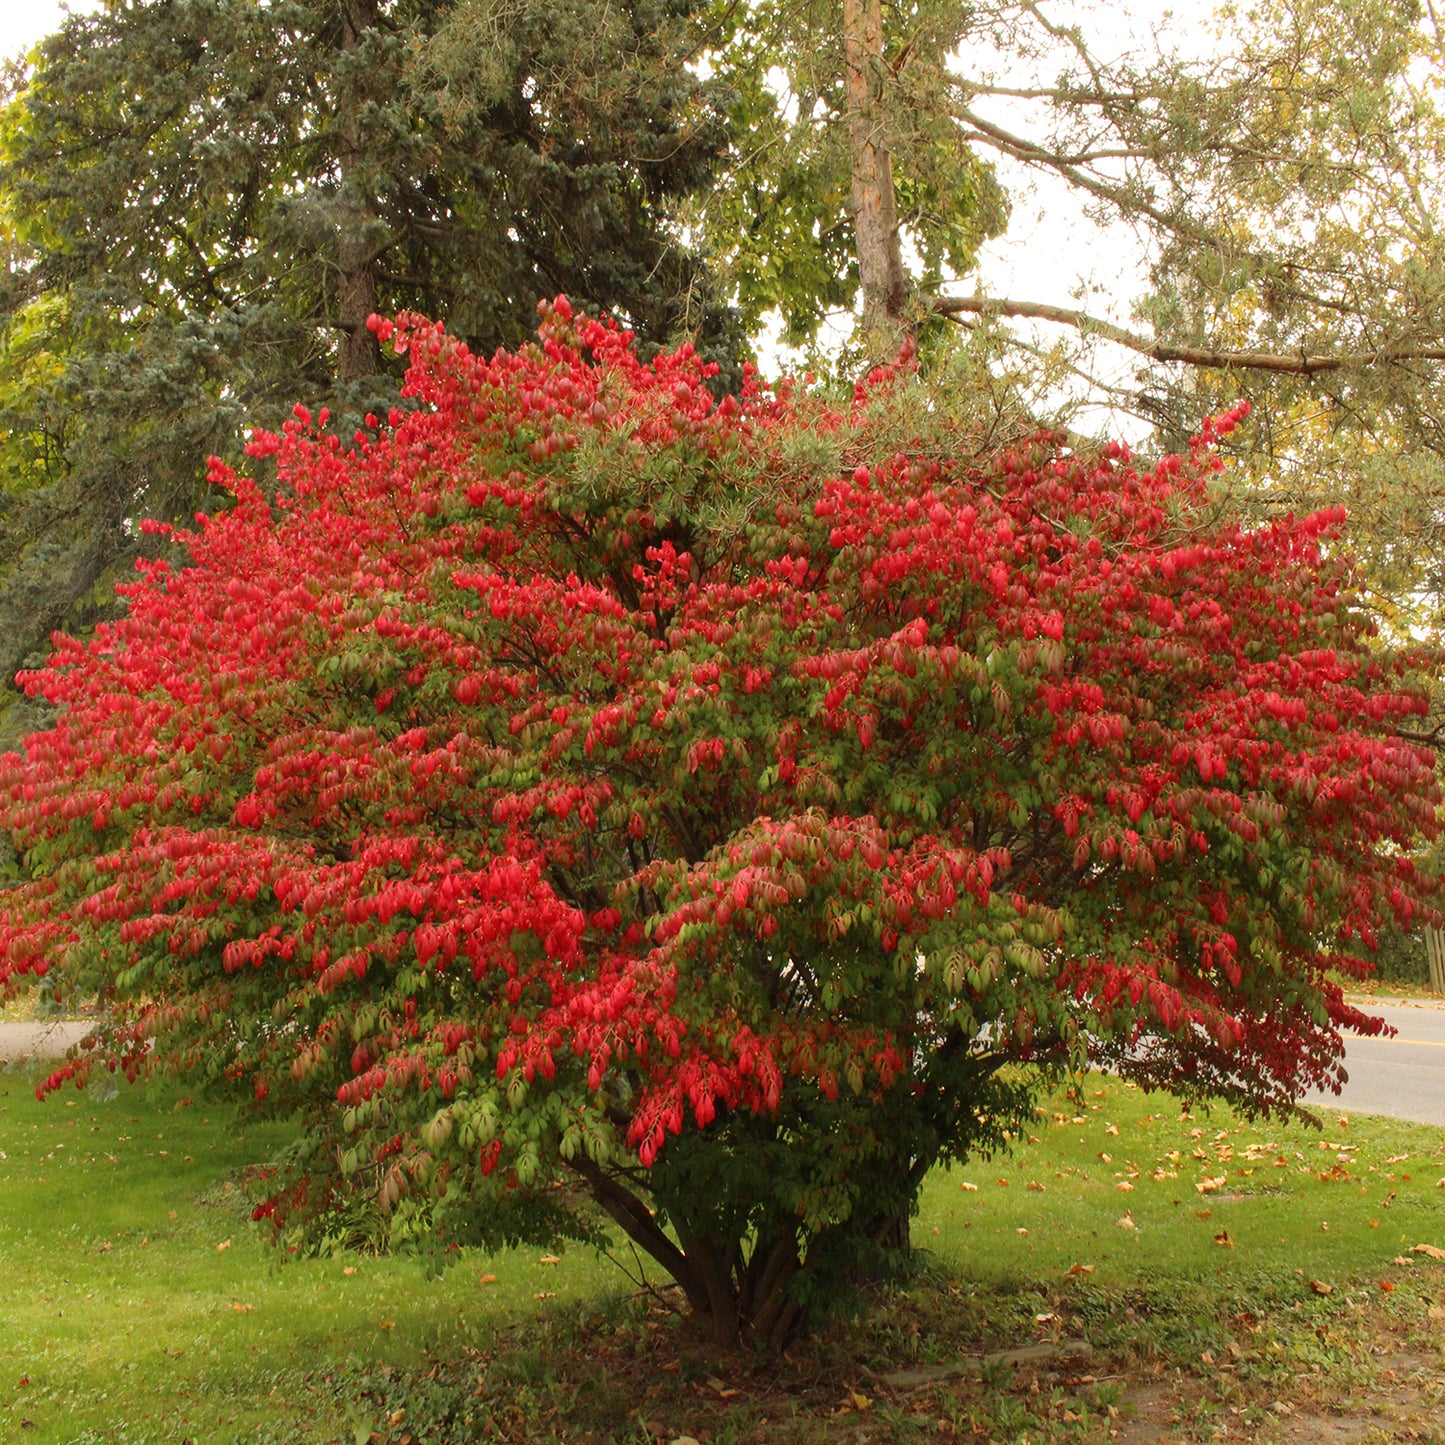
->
[0,0,736,741]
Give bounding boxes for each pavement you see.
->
[1309,996,1445,1127]
[0,1018,96,1062]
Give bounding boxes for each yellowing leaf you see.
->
[1409,1243,1445,1260]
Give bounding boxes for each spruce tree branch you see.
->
[931,295,1445,376]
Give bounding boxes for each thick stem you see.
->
[842,0,909,355]
[569,1157,714,1322]
[335,0,381,383]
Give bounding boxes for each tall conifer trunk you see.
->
[842,0,908,355]
[336,0,381,383]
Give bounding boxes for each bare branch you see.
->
[932,295,1445,376]
[951,103,1191,239]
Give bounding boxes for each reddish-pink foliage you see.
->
[0,299,1439,1274]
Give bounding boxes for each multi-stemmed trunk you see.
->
[574,1152,915,1351]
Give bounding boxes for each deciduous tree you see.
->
[2,303,1438,1347]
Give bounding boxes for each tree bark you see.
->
[842,0,909,357]
[336,0,381,384]
[934,293,1445,375]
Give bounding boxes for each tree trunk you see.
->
[336,0,381,384]
[842,0,909,357]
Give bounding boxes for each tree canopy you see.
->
[2,305,1438,1347]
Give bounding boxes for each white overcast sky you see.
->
[1,2,94,64]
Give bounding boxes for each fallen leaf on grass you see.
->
[379,1320,395,1329]
[959,1181,979,1192]
[1214,1231,1234,1249]
[1319,1221,1329,1232]
[848,1391,871,1410]
[216,1239,231,1251]
[478,1273,498,1285]
[1116,1212,1136,1231]
[1196,1175,1226,1193]
[230,1302,255,1313]
[1026,1181,1045,1192]
[1410,1243,1445,1260]
[1066,1263,1095,1276]
[1379,1281,1395,1292]
[1017,1227,1030,1235]
[537,1254,561,1265]
[1310,1280,1333,1295]
[1115,1181,1135,1192]
[342,1266,356,1276]
[532,1292,556,1301]
[707,1377,739,1400]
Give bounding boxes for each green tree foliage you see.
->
[0,0,736,741]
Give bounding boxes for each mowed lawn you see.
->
[0,1071,613,1443]
[2,1063,1444,1443]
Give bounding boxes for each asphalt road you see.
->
[0,1018,93,1062]
[1313,998,1445,1127]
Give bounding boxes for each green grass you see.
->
[920,1078,1445,1295]
[0,1069,613,1443]
[2,1065,1444,1443]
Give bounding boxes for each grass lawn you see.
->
[2,1061,1444,1443]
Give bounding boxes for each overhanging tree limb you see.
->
[933,294,1445,376]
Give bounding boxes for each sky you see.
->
[0,2,92,65]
